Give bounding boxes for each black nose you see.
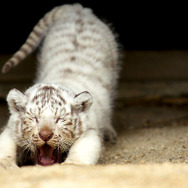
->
[39,129,54,141]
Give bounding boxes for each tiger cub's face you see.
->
[7,83,92,166]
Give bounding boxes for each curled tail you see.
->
[2,5,77,73]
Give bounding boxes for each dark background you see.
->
[0,1,187,53]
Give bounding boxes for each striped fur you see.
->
[0,4,120,167]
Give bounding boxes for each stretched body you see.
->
[0,4,119,168]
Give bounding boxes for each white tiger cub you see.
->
[0,4,119,168]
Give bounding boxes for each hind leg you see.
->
[99,105,117,143]
[103,124,117,143]
[101,114,117,143]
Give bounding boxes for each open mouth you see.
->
[36,144,58,166]
[36,144,68,166]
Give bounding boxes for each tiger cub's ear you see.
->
[7,89,27,114]
[72,91,93,112]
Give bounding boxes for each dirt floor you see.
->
[100,121,188,165]
[1,51,188,187]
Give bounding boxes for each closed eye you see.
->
[28,117,38,123]
[55,118,65,124]
[64,120,72,126]
[34,117,39,123]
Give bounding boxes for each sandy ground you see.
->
[1,164,188,188]
[100,122,188,165]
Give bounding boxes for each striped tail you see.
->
[2,5,73,73]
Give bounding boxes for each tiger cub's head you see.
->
[7,83,92,166]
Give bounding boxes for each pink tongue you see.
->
[38,145,55,166]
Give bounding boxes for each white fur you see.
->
[0,127,18,169]
[65,129,101,165]
[0,4,119,168]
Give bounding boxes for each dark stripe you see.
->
[38,107,41,115]
[20,46,28,55]
[57,94,66,104]
[78,119,83,135]
[39,85,56,91]
[8,59,16,67]
[62,129,72,138]
[33,28,41,38]
[25,40,35,49]
[43,53,99,75]
[2,64,10,73]
[54,108,58,116]
[80,36,101,43]
[42,16,49,28]
[29,108,34,115]
[66,128,74,139]
[64,122,72,126]
[2,59,14,73]
[14,53,23,62]
[31,94,41,103]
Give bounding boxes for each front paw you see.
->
[62,157,93,165]
[62,159,82,165]
[0,158,18,169]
